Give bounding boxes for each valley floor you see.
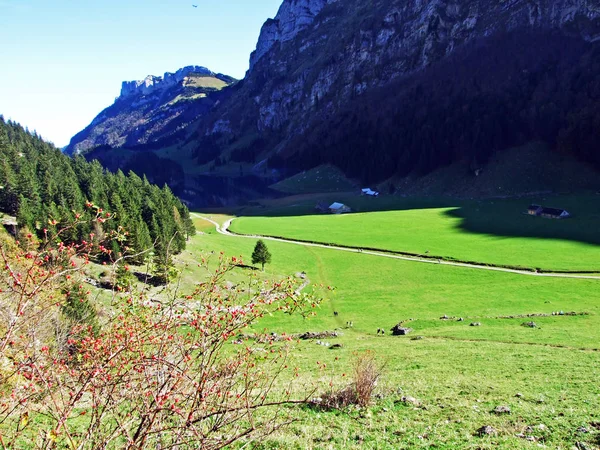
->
[186,201,600,449]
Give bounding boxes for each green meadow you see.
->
[186,211,600,449]
[229,195,600,272]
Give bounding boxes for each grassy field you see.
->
[186,215,600,449]
[229,194,600,272]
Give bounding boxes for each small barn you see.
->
[361,188,379,197]
[527,204,543,216]
[540,207,570,219]
[329,202,351,214]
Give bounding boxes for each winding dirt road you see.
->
[193,214,600,280]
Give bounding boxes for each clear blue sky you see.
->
[0,0,282,147]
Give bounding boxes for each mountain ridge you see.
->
[65,65,236,156]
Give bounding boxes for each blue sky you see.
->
[0,0,282,146]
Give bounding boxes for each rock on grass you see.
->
[492,405,511,414]
[475,425,497,436]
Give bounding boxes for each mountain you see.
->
[66,66,236,156]
[201,0,600,183]
[69,0,600,204]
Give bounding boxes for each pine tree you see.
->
[152,244,177,285]
[0,119,192,259]
[61,282,99,335]
[251,240,272,271]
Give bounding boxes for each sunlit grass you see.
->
[230,195,600,271]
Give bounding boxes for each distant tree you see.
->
[252,239,272,271]
[61,281,99,336]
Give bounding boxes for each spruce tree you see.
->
[251,240,272,271]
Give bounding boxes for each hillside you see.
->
[65,66,236,156]
[199,0,600,183]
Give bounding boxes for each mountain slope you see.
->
[66,66,236,155]
[197,0,600,182]
[0,117,195,261]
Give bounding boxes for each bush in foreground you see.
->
[0,212,319,449]
[317,351,384,410]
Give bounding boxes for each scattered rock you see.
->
[575,442,593,450]
[577,427,590,434]
[492,405,511,414]
[391,324,413,335]
[475,425,497,436]
[457,317,464,322]
[515,392,523,398]
[470,322,481,327]
[440,314,449,320]
[525,424,548,434]
[298,331,339,340]
[522,321,537,328]
[400,395,421,407]
[329,343,343,349]
[411,336,424,340]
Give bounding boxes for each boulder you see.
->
[391,324,413,335]
[475,425,497,436]
[492,405,511,414]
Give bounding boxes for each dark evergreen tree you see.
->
[61,282,99,335]
[251,240,272,271]
[0,117,195,260]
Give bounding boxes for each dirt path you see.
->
[192,214,600,281]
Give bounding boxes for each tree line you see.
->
[0,117,195,273]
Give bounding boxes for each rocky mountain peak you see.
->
[120,65,215,98]
[249,0,333,71]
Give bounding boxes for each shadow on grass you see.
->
[443,194,600,247]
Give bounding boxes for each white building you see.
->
[329,202,351,214]
[361,188,379,197]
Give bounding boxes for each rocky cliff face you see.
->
[242,0,600,135]
[189,0,600,186]
[67,0,600,204]
[249,0,332,70]
[120,66,215,97]
[66,66,236,155]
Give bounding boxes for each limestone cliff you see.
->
[249,0,332,70]
[66,67,236,155]
[243,0,600,134]
[120,66,215,97]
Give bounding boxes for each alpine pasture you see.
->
[189,200,600,449]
